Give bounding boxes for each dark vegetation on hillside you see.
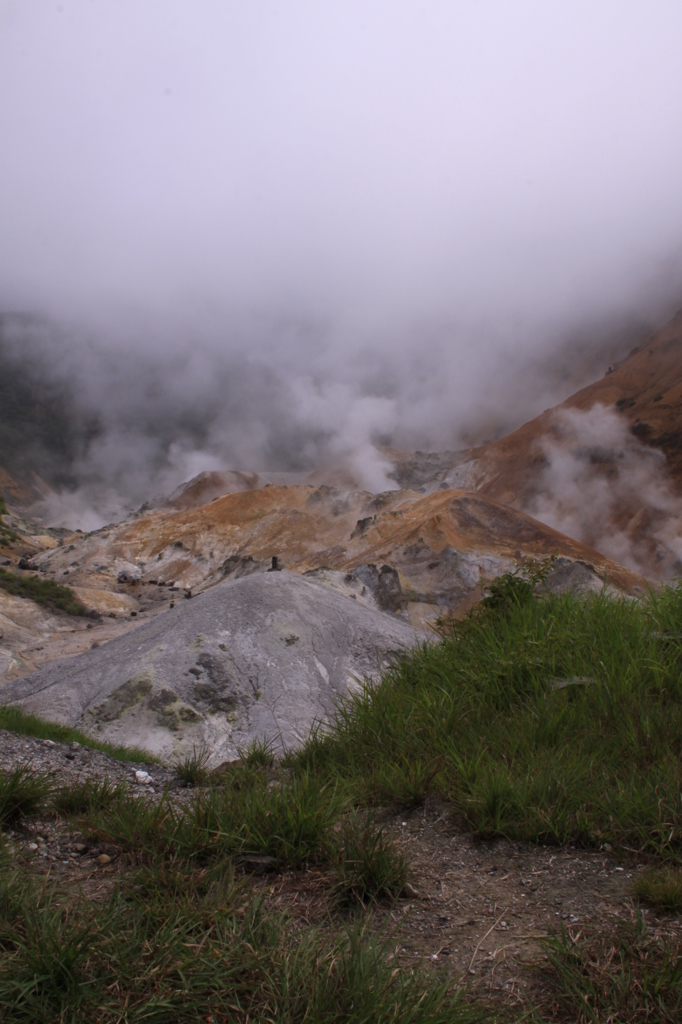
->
[1,573,682,1020]
[0,314,232,494]
[0,567,91,617]
[0,316,97,488]
[0,496,17,545]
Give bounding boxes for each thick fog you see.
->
[2,2,682,526]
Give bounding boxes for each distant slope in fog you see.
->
[389,310,682,577]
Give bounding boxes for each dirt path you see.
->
[257,802,681,1007]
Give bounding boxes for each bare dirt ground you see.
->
[253,802,682,1008]
[4,732,681,1013]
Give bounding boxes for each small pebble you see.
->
[26,843,38,851]
[96,854,111,866]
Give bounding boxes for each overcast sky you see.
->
[2,2,682,501]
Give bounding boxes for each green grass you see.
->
[0,704,159,763]
[634,866,682,913]
[0,766,52,827]
[53,778,126,817]
[532,915,682,1023]
[288,574,682,862]
[3,569,682,1018]
[333,813,409,905]
[0,866,476,1024]
[173,744,210,786]
[0,567,90,617]
[77,769,345,869]
[238,734,277,767]
[0,765,452,1022]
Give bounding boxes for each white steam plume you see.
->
[529,405,682,576]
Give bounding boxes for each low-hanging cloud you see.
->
[2,3,682,529]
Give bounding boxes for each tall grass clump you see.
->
[291,573,682,861]
[334,813,409,905]
[76,769,345,869]
[0,766,52,827]
[634,866,682,913]
[173,744,210,786]
[53,778,125,817]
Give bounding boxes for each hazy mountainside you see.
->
[0,314,668,760]
[389,310,682,577]
[0,316,95,496]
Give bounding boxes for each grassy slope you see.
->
[1,574,682,1020]
[292,577,682,863]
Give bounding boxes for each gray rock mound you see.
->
[0,571,420,763]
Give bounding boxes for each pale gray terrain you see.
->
[0,571,420,763]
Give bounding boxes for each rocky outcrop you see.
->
[1,571,420,762]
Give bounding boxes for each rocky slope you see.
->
[2,572,420,762]
[5,483,646,631]
[3,315,675,718]
[388,310,682,577]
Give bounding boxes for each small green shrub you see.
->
[0,766,52,827]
